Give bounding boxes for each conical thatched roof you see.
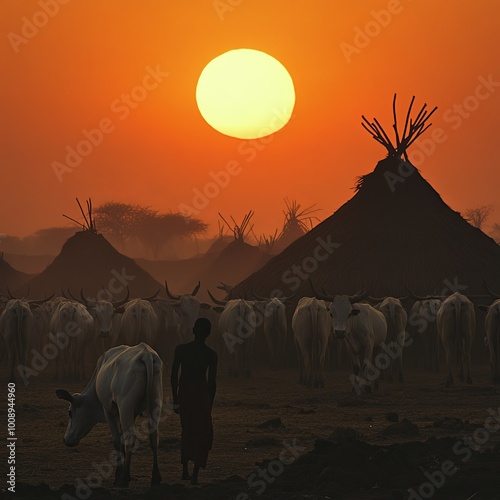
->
[232,156,500,299]
[16,230,162,297]
[0,253,30,292]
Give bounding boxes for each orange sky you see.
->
[2,0,500,239]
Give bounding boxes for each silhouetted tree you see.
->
[138,212,207,259]
[95,202,207,258]
[464,205,493,229]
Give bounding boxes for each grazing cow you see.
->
[0,299,35,382]
[165,281,202,343]
[120,299,158,347]
[292,297,331,387]
[50,299,95,381]
[56,343,163,487]
[436,292,475,387]
[374,297,408,382]
[208,291,256,377]
[312,285,387,393]
[409,298,442,371]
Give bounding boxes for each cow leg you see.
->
[444,348,453,388]
[105,409,126,487]
[464,337,473,385]
[294,338,304,384]
[148,403,162,485]
[118,414,136,487]
[363,343,375,393]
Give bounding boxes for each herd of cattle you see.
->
[1,280,500,392]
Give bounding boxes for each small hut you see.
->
[16,199,162,297]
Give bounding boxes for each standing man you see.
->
[171,317,218,485]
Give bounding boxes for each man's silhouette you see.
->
[171,317,218,485]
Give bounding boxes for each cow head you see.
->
[79,289,128,337]
[420,299,442,322]
[329,296,361,338]
[55,389,101,447]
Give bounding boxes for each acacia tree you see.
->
[138,212,207,259]
[94,202,207,257]
[464,205,493,229]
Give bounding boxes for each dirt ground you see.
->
[2,363,500,499]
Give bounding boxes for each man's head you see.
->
[193,317,211,338]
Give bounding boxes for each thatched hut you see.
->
[232,96,500,299]
[16,230,162,298]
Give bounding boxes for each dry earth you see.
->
[2,363,500,499]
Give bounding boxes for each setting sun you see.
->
[195,48,295,139]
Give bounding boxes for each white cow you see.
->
[56,343,163,487]
[409,298,442,371]
[312,285,387,393]
[436,292,475,387]
[0,299,35,382]
[209,291,256,377]
[50,299,94,381]
[479,298,500,383]
[165,281,202,343]
[119,299,158,347]
[375,297,408,382]
[292,297,331,387]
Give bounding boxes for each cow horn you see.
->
[66,288,79,302]
[250,285,268,301]
[349,290,369,304]
[309,279,333,301]
[217,282,233,292]
[405,288,434,301]
[80,288,92,306]
[7,287,20,300]
[207,289,227,306]
[141,288,160,303]
[368,296,385,302]
[28,293,55,305]
[165,281,181,300]
[110,286,129,307]
[484,281,500,299]
[191,281,201,297]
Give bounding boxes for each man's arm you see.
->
[170,346,181,410]
[207,351,218,407]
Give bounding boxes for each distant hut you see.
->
[16,199,161,297]
[274,199,321,253]
[231,95,500,300]
[201,212,270,292]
